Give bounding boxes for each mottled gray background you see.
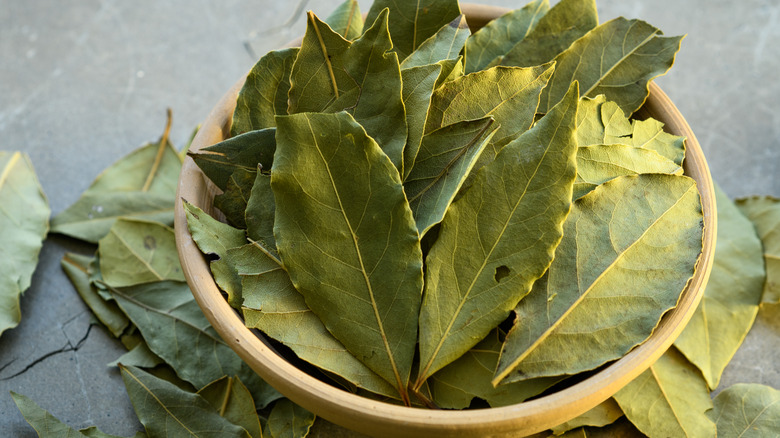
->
[1,0,778,436]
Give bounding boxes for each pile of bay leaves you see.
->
[187,0,703,413]
[5,0,779,437]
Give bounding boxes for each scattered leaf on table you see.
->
[426,64,554,145]
[110,280,281,408]
[464,0,549,74]
[51,117,180,243]
[0,151,50,336]
[708,383,780,437]
[613,347,716,438]
[234,242,398,399]
[550,398,624,435]
[417,83,579,386]
[365,0,461,61]
[231,49,299,136]
[495,174,702,383]
[574,144,682,199]
[199,376,263,438]
[539,17,684,114]
[61,252,129,337]
[184,200,248,307]
[500,0,598,68]
[245,172,276,250]
[401,63,443,180]
[263,399,316,438]
[272,112,423,403]
[11,391,131,438]
[120,365,252,438]
[325,0,363,40]
[400,15,470,69]
[675,185,765,389]
[98,218,184,287]
[430,329,562,409]
[404,117,497,236]
[214,167,256,229]
[737,196,780,305]
[189,128,276,190]
[288,10,407,171]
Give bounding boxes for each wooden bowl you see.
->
[174,5,717,437]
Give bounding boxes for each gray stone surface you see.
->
[0,0,778,436]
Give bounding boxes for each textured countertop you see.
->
[1,1,778,436]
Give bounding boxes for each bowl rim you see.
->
[174,5,717,437]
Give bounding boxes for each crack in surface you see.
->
[0,324,95,381]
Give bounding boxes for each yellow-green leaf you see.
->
[614,347,716,438]
[263,399,315,438]
[737,196,780,305]
[272,112,423,403]
[401,63,443,180]
[325,0,363,41]
[464,0,549,74]
[540,17,684,114]
[496,174,702,383]
[400,15,470,70]
[708,383,780,437]
[417,83,579,385]
[551,399,624,435]
[0,152,49,336]
[214,168,256,229]
[674,185,765,389]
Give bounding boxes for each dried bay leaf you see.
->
[550,399,624,435]
[429,329,562,409]
[263,398,316,438]
[110,281,281,408]
[500,0,598,68]
[629,118,686,166]
[272,112,423,403]
[184,200,248,307]
[613,347,716,438]
[234,242,398,399]
[464,0,549,74]
[417,83,579,385]
[231,49,299,136]
[400,15,470,70]
[708,383,780,437]
[576,98,632,147]
[0,151,50,336]
[51,118,180,243]
[214,167,256,229]
[109,340,163,369]
[539,17,683,114]
[199,376,263,438]
[245,172,276,250]
[325,0,363,41]
[495,174,702,383]
[401,63,442,180]
[435,56,464,89]
[574,144,682,199]
[12,392,133,438]
[120,365,252,438]
[61,252,129,338]
[365,0,461,61]
[557,417,645,438]
[737,196,780,305]
[288,10,407,171]
[404,117,498,236]
[674,185,765,389]
[189,128,276,190]
[98,218,185,287]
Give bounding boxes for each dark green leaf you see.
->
[214,168,256,229]
[199,376,263,438]
[365,0,461,61]
[110,281,281,408]
[120,365,252,438]
[263,399,316,438]
[109,340,163,369]
[674,185,765,389]
[496,174,703,383]
[231,49,299,136]
[189,128,276,190]
[272,112,423,402]
[245,172,276,250]
[464,0,549,74]
[400,15,470,69]
[288,10,407,171]
[539,17,684,114]
[404,117,497,236]
[417,83,579,385]
[500,0,598,68]
[708,383,780,437]
[325,0,363,40]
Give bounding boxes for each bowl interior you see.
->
[174,5,717,437]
